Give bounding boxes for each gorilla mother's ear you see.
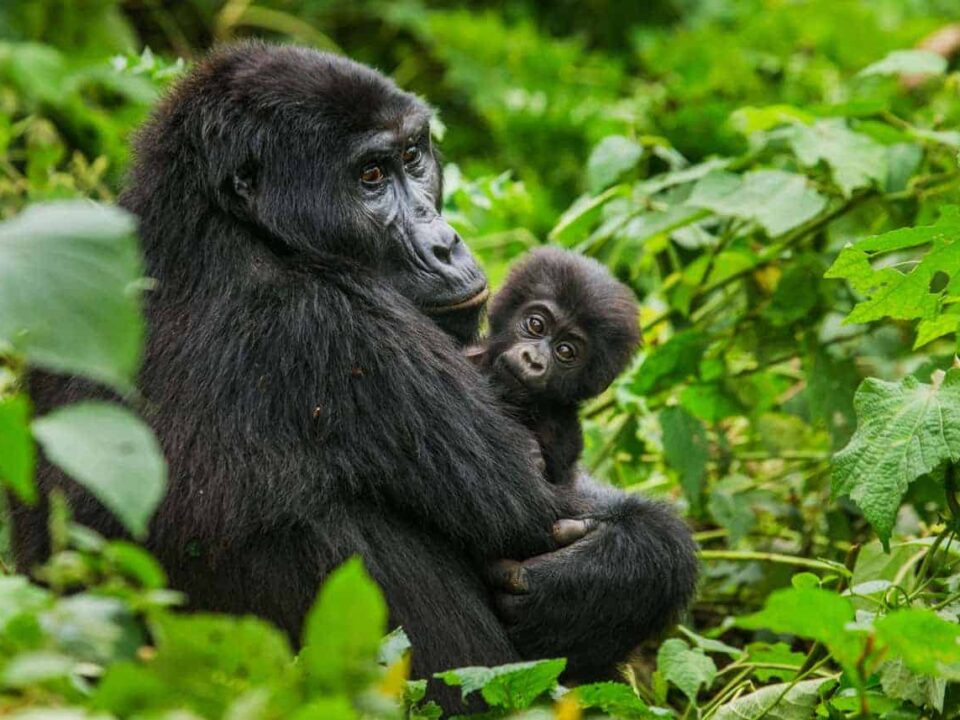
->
[222,158,259,216]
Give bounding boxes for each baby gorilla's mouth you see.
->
[425,286,490,315]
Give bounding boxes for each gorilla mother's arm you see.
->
[490,475,698,680]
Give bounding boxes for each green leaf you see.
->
[587,135,643,193]
[788,120,887,196]
[0,395,36,503]
[44,594,143,666]
[102,541,167,589]
[0,202,145,392]
[860,49,948,77]
[574,682,655,718]
[378,626,411,666]
[875,609,960,680]
[745,642,804,682]
[707,481,755,547]
[435,658,566,710]
[660,406,708,511]
[627,330,708,396]
[90,661,173,716]
[549,185,629,246]
[825,206,960,341]
[738,588,864,672]
[879,658,946,712]
[301,557,388,694]
[713,678,835,720]
[150,613,294,719]
[2,651,75,688]
[763,255,824,327]
[0,576,52,633]
[831,369,960,547]
[655,638,716,702]
[729,104,814,135]
[687,170,827,237]
[32,402,167,539]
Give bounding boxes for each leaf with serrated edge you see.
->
[825,206,960,346]
[832,369,960,547]
[656,639,716,702]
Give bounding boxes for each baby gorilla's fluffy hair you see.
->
[475,247,640,484]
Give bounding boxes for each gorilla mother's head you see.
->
[125,41,488,342]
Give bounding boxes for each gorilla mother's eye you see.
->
[402,144,422,165]
[524,314,546,336]
[361,164,385,186]
[555,342,577,363]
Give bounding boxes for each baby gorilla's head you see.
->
[484,247,640,404]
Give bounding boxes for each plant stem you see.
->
[699,550,850,575]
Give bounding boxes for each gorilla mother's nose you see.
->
[431,224,461,265]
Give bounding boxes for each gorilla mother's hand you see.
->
[486,478,698,681]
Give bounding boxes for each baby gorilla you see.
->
[470,247,640,485]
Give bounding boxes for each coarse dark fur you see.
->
[10,42,698,712]
[472,247,640,485]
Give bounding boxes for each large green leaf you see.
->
[31,401,167,539]
[831,369,960,547]
[687,170,827,237]
[0,202,145,392]
[825,205,960,346]
[788,119,886,197]
[0,394,36,503]
[655,639,716,702]
[738,588,864,673]
[301,557,388,694]
[713,678,835,720]
[875,609,960,681]
[148,613,294,719]
[435,658,565,710]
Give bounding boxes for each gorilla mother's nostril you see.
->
[433,244,452,264]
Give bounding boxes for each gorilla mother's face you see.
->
[349,111,489,340]
[214,47,488,342]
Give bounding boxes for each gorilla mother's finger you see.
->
[486,559,529,594]
[553,518,598,547]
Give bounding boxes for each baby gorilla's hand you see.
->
[486,518,598,598]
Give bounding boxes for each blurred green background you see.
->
[6,2,960,716]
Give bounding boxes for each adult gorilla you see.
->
[14,43,697,704]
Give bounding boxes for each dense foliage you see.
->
[4,0,960,717]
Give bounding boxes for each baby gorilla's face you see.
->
[492,299,588,403]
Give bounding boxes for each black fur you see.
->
[473,247,640,485]
[10,43,698,712]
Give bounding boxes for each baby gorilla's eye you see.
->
[525,314,546,336]
[402,145,422,165]
[555,342,577,363]
[361,164,385,185]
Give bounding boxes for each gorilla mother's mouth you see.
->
[424,286,490,315]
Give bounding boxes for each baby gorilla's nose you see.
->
[520,347,546,375]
